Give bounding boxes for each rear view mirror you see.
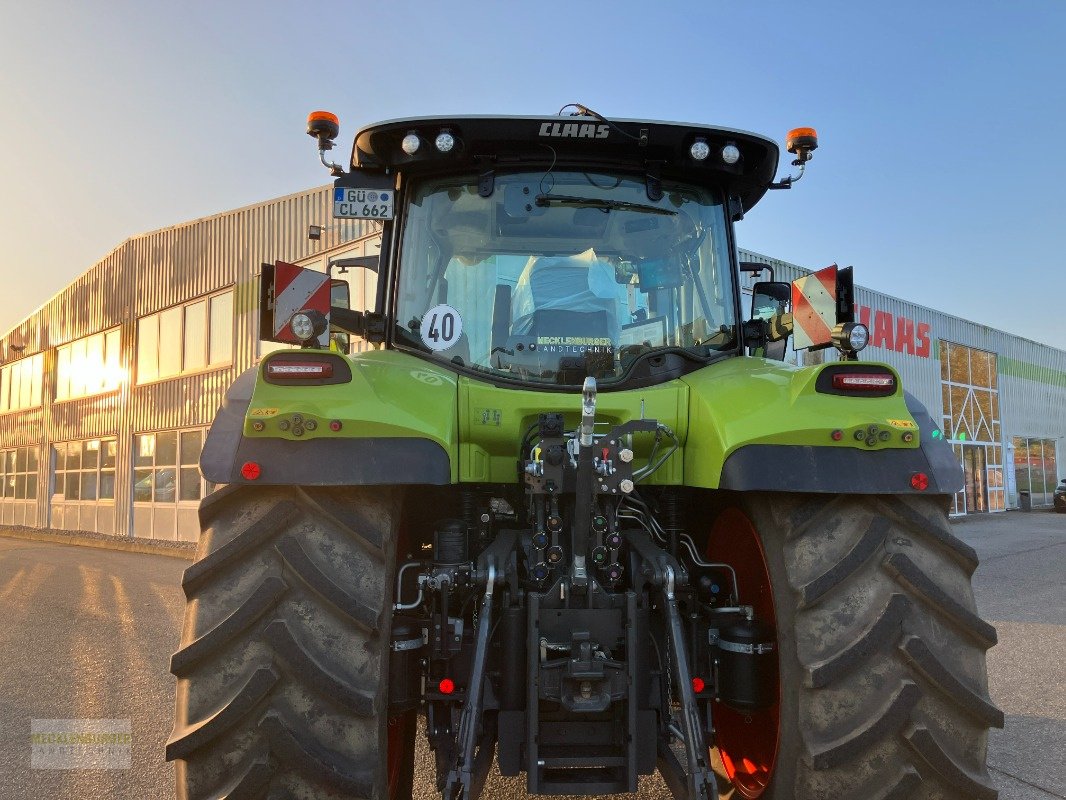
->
[751,281,790,320]
[330,279,351,310]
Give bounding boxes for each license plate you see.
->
[333,186,394,220]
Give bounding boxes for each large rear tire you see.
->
[706,493,1002,800]
[167,484,408,800]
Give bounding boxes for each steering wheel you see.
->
[668,211,707,262]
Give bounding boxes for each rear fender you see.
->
[200,351,458,486]
[683,359,963,495]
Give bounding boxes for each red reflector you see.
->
[241,461,261,480]
[910,472,929,491]
[266,360,333,379]
[832,373,895,391]
[692,677,706,693]
[439,678,455,695]
[831,429,843,441]
[329,420,343,432]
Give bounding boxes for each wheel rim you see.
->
[706,507,780,799]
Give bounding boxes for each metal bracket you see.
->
[662,565,718,800]
[645,162,663,202]
[443,563,497,800]
[476,158,496,198]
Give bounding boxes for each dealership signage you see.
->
[853,303,932,359]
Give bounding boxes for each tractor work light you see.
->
[689,138,710,161]
[831,322,869,354]
[721,143,741,164]
[288,310,327,345]
[290,313,316,342]
[401,133,421,155]
[435,131,456,153]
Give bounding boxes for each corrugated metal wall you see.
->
[0,185,373,537]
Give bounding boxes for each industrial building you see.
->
[1,185,1063,541]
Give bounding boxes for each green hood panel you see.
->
[680,357,919,488]
[245,349,460,481]
[242,350,920,490]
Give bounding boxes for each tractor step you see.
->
[538,745,626,768]
[536,766,627,795]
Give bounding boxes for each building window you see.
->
[134,429,208,503]
[0,447,38,500]
[1013,437,1059,508]
[55,329,123,401]
[136,290,233,383]
[0,354,44,413]
[53,439,117,501]
[939,341,1003,514]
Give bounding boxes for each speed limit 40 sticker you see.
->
[421,304,463,351]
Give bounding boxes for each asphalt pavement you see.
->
[0,509,1062,800]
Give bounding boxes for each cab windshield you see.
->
[395,170,738,385]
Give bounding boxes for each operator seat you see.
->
[510,250,620,340]
[527,309,610,338]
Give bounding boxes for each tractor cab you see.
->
[307,112,818,387]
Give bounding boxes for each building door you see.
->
[940,340,1004,514]
[962,444,989,513]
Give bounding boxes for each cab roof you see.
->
[351,115,781,213]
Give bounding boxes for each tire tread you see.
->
[170,486,398,800]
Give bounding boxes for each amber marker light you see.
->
[308,110,339,126]
[786,127,818,152]
[306,110,340,140]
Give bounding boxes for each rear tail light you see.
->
[831,373,896,392]
[266,360,334,379]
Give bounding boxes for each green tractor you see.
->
[167,107,1001,800]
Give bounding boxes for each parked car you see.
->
[1055,478,1066,513]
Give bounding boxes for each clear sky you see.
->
[1,0,1063,349]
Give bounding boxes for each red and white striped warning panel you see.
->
[272,261,331,343]
[791,264,838,350]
